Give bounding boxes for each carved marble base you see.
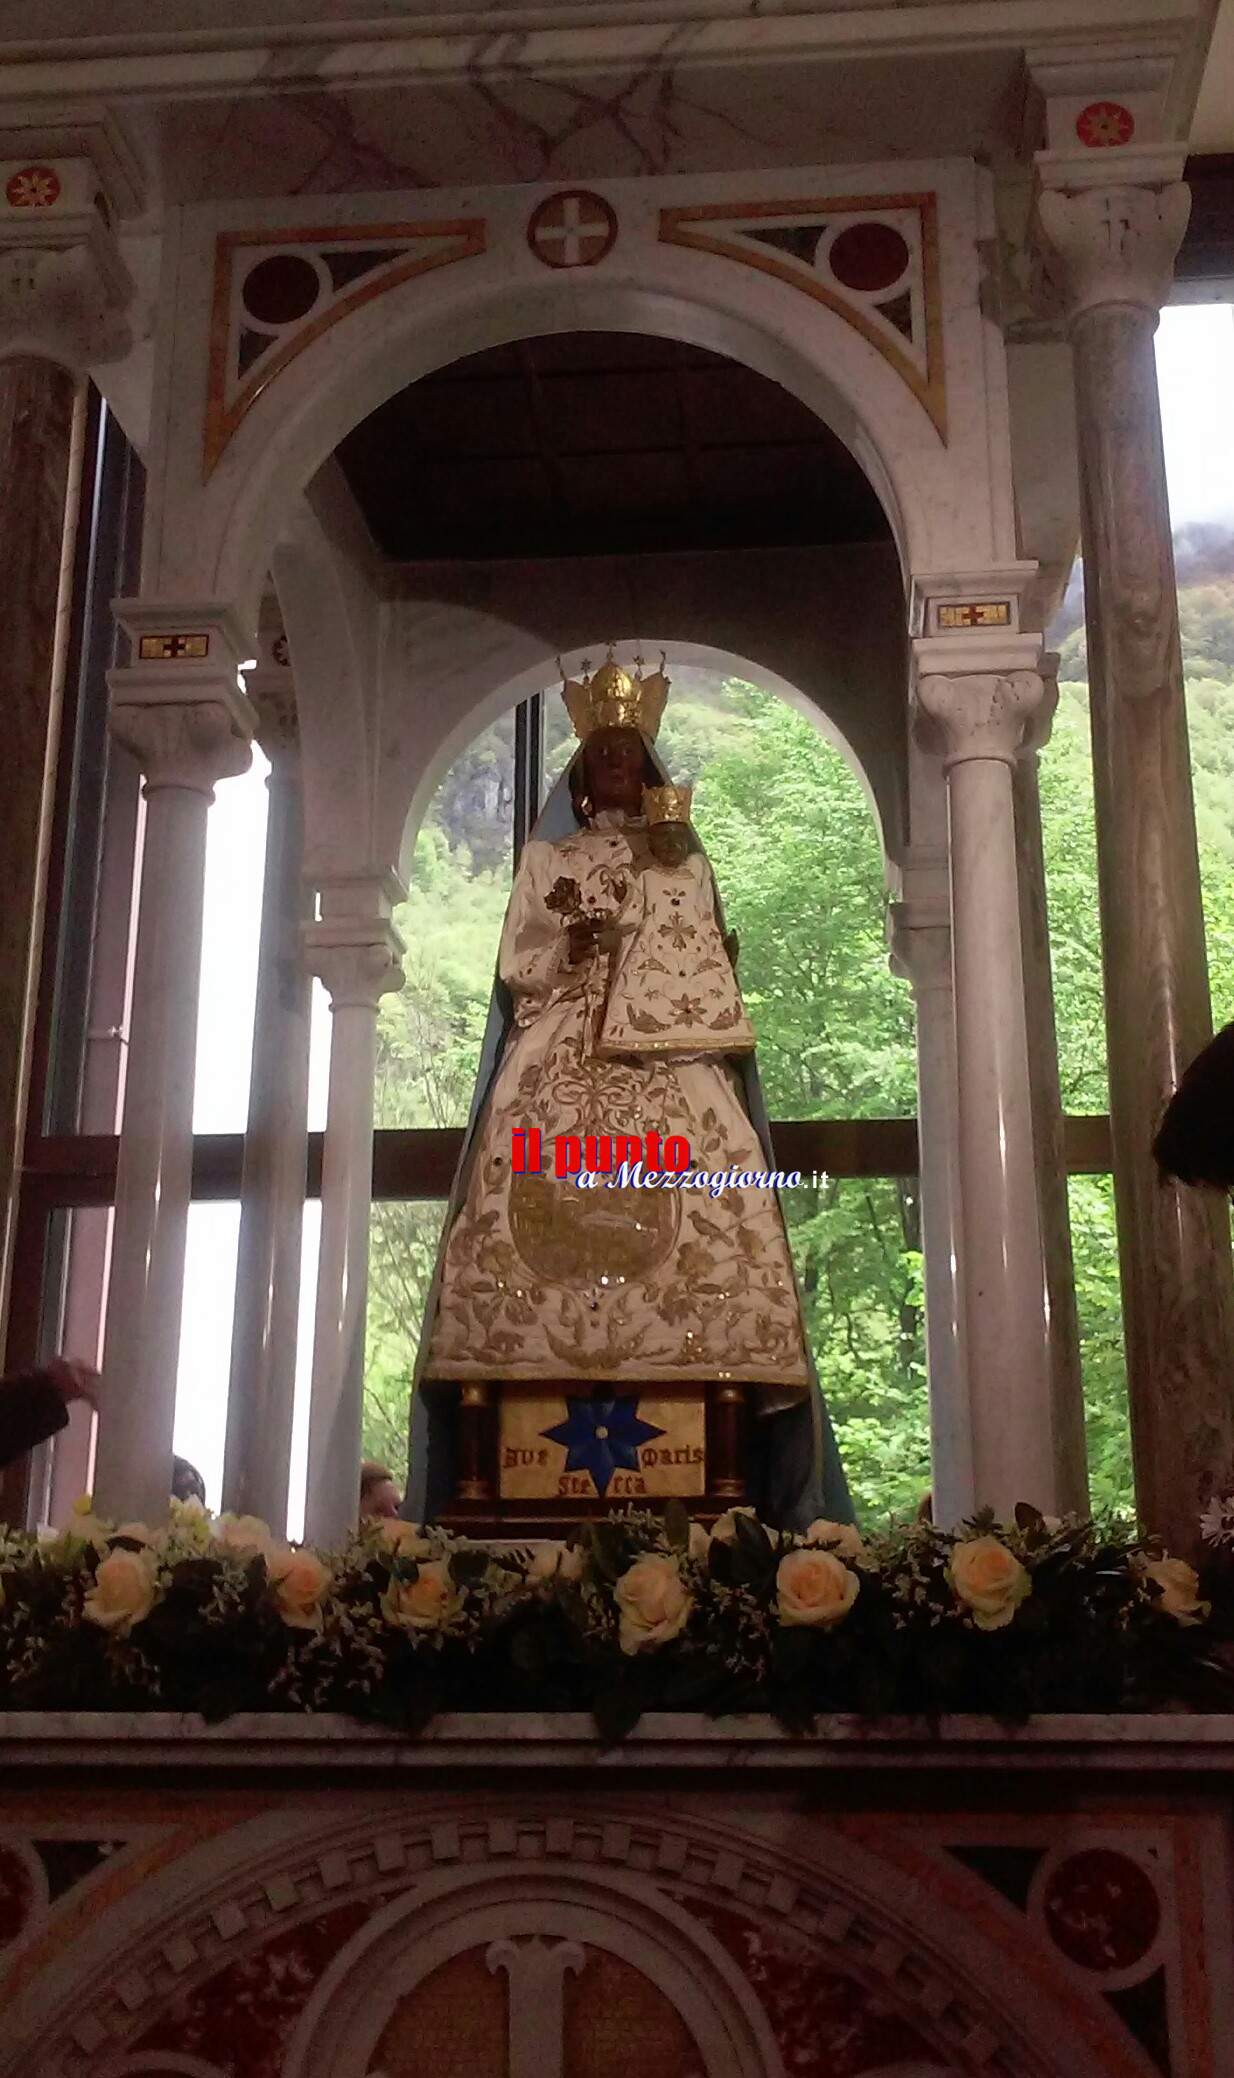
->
[0,1714,1230,2078]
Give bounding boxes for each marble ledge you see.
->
[2,1712,1234,1775]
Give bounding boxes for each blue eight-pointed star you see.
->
[541,1396,665,1496]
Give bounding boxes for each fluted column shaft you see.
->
[303,925,403,1546]
[1039,175,1234,1548]
[222,684,310,1529]
[891,911,971,1524]
[93,614,254,1522]
[915,656,1058,1515]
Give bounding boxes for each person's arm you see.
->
[0,1359,97,1470]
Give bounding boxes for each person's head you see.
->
[578,726,648,817]
[643,782,692,866]
[172,1455,207,1507]
[359,1459,401,1521]
[648,821,690,868]
[1153,1021,1234,1190]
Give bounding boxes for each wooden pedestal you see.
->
[438,1378,750,1539]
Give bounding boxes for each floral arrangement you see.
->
[1,1497,1232,1740]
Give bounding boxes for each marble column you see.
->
[889,905,972,1525]
[222,666,311,1530]
[303,894,403,1546]
[93,608,255,1524]
[1013,675,1089,1516]
[1038,167,1234,1549]
[915,643,1058,1516]
[0,356,83,1355]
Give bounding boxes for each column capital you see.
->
[304,921,405,1011]
[108,599,256,795]
[110,700,253,797]
[914,662,1048,771]
[1034,171,1190,326]
[0,153,135,370]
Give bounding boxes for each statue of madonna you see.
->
[406,653,851,1534]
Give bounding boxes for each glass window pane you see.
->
[786,1174,928,1526]
[192,751,270,1133]
[172,1202,241,1512]
[1067,1174,1132,1517]
[375,715,515,1132]
[364,1201,447,1495]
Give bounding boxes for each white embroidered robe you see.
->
[423,824,808,1395]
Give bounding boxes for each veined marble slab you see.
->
[2,1710,1234,1771]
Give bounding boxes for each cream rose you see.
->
[376,1518,433,1561]
[614,1554,692,1654]
[803,1518,865,1561]
[711,1507,758,1546]
[1138,1555,1209,1626]
[82,1548,158,1633]
[267,1547,332,1631]
[776,1547,860,1628]
[948,1535,1031,1631]
[213,1513,277,1564]
[383,1559,464,1632]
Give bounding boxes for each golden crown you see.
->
[643,783,693,826]
[561,645,670,742]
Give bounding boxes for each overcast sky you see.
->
[169,302,1234,1536]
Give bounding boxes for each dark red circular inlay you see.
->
[827,221,910,294]
[241,253,321,327]
[1042,1849,1160,1973]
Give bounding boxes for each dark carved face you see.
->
[648,822,690,867]
[582,726,646,814]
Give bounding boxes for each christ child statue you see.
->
[598,783,756,1057]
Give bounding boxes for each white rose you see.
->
[82,1548,158,1633]
[711,1507,758,1546]
[688,1521,711,1562]
[948,1536,1032,1631]
[614,1555,692,1654]
[528,1541,583,1584]
[803,1518,864,1561]
[1138,1555,1209,1626]
[776,1547,860,1628]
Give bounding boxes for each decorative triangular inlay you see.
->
[659,193,945,440]
[204,217,487,475]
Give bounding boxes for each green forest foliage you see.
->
[366,567,1234,1526]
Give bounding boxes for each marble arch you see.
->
[391,638,894,892]
[143,206,1002,627]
